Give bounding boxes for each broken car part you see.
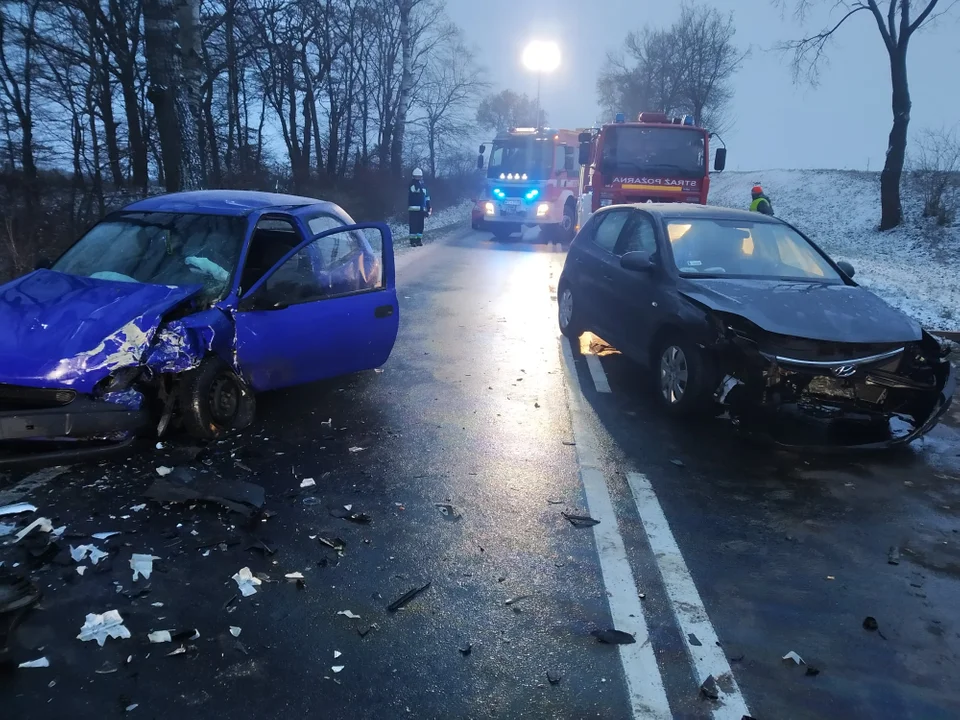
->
[591,629,636,645]
[386,582,431,612]
[561,512,600,528]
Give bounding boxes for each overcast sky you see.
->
[445,0,959,171]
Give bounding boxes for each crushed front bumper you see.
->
[0,394,151,468]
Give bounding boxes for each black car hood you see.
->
[679,278,923,344]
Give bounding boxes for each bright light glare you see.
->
[522,41,561,73]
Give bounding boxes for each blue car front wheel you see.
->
[179,358,256,440]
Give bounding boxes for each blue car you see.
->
[0,191,399,466]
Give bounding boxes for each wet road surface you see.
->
[2,225,959,719]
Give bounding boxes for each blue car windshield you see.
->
[51,212,246,301]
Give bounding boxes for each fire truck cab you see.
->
[476,127,580,241]
[575,112,727,230]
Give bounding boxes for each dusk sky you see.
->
[445,0,959,172]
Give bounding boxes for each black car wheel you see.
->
[558,283,583,340]
[180,357,256,440]
[651,333,710,416]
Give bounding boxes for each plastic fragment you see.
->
[332,665,344,673]
[92,531,121,540]
[14,517,53,543]
[18,657,50,668]
[125,704,139,712]
[0,502,37,517]
[156,466,173,476]
[561,512,600,528]
[285,572,305,580]
[700,674,719,700]
[591,629,636,644]
[863,616,879,631]
[77,567,86,576]
[348,447,364,453]
[337,610,360,619]
[232,567,261,597]
[71,545,109,565]
[782,651,804,665]
[333,651,342,659]
[387,582,431,612]
[148,631,172,643]
[230,626,242,637]
[130,504,147,513]
[130,554,160,581]
[300,478,316,488]
[77,610,131,646]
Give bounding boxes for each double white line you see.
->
[560,336,751,719]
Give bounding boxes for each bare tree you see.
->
[776,0,956,230]
[910,126,960,226]
[144,0,204,191]
[597,1,744,132]
[475,89,540,133]
[412,32,487,178]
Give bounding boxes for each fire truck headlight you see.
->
[484,202,495,215]
[536,203,550,217]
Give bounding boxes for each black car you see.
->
[557,204,955,447]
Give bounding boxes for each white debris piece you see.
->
[77,567,87,576]
[229,626,242,637]
[148,630,172,644]
[130,504,147,513]
[77,610,131,646]
[151,602,164,608]
[331,666,344,673]
[70,545,109,565]
[0,502,37,517]
[320,418,332,427]
[333,651,342,659]
[126,704,139,712]
[284,572,305,580]
[344,504,353,511]
[18,657,50,668]
[156,466,173,477]
[14,517,53,543]
[348,447,364,453]
[300,478,316,488]
[337,610,361,619]
[0,522,15,537]
[782,651,804,665]
[93,531,121,540]
[130,554,160,581]
[232,567,261,597]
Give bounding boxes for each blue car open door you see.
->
[233,222,399,392]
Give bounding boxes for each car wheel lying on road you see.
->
[652,333,711,416]
[179,358,256,440]
[558,283,583,340]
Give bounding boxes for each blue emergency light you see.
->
[525,189,539,200]
[681,115,694,126]
[493,188,505,199]
[615,112,625,123]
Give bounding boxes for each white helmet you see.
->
[412,168,423,178]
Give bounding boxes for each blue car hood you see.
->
[0,270,201,392]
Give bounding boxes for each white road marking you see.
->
[585,353,612,393]
[559,337,673,719]
[626,472,752,719]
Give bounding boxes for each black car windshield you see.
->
[487,136,552,180]
[52,212,247,301]
[665,218,843,282]
[601,126,705,178]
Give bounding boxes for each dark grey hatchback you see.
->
[557,204,955,448]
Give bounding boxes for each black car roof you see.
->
[596,203,783,224]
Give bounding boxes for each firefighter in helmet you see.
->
[749,185,774,216]
[408,168,432,247]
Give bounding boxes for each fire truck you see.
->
[575,112,727,230]
[476,127,580,241]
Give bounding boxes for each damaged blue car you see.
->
[0,191,399,466]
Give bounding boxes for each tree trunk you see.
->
[390,0,412,177]
[176,0,205,188]
[110,0,149,191]
[879,46,910,231]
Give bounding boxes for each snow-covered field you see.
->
[708,170,960,331]
[388,200,472,258]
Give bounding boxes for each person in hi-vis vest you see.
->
[749,185,774,216]
[408,168,432,247]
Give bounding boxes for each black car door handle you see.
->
[375,304,394,318]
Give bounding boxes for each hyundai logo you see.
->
[832,365,858,378]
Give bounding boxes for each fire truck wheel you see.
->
[560,204,576,241]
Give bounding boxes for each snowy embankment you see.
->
[708,170,959,332]
[388,200,472,257]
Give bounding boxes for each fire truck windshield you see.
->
[600,126,705,179]
[487,136,552,180]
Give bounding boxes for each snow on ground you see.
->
[388,200,473,258]
[708,170,960,331]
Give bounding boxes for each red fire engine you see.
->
[476,127,580,241]
[575,112,727,229]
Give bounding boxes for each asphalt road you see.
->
[2,224,959,720]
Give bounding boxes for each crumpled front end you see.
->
[707,315,955,449]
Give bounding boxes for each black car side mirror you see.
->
[836,260,855,278]
[714,148,727,172]
[621,251,655,272]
